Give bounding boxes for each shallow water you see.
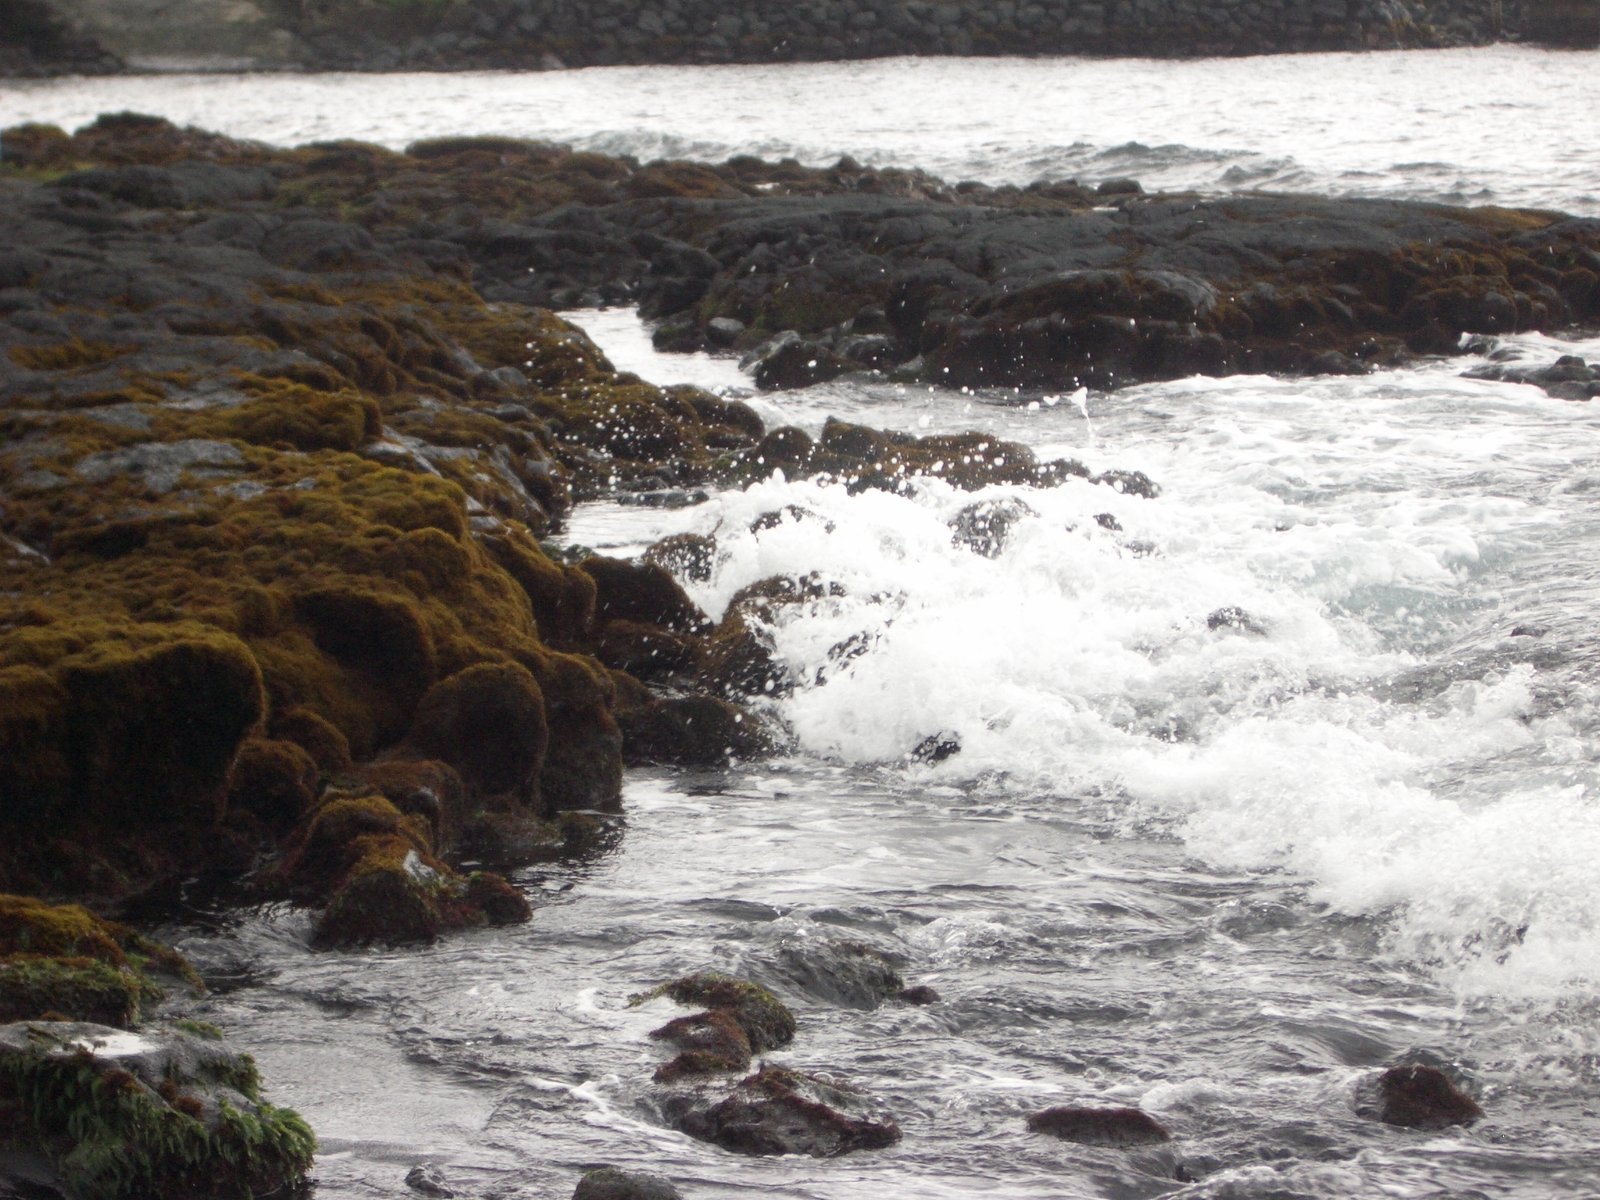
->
[19,47,1600,1200]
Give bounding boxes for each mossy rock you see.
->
[354,758,466,846]
[580,556,709,634]
[637,971,795,1053]
[226,737,320,834]
[0,958,150,1027]
[650,1008,753,1082]
[0,1021,315,1200]
[403,661,548,798]
[0,895,200,1029]
[0,626,265,832]
[617,694,779,767]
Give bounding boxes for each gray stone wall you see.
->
[284,0,1522,69]
[27,0,1577,75]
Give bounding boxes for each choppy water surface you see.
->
[23,46,1598,1200]
[7,46,1600,214]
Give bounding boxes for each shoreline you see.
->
[1,113,1597,1193]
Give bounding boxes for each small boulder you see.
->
[743,331,848,390]
[665,1066,900,1157]
[404,662,548,796]
[950,497,1037,558]
[0,1021,314,1200]
[1026,1105,1172,1146]
[581,556,710,633]
[1363,1062,1484,1129]
[573,1166,683,1200]
[617,694,779,766]
[640,971,795,1052]
[774,938,905,1010]
[406,1163,457,1197]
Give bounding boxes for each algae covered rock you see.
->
[0,1021,314,1200]
[273,791,532,949]
[0,894,196,1027]
[641,971,796,1053]
[403,661,549,798]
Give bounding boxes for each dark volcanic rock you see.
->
[1026,1104,1173,1146]
[664,1065,901,1157]
[1463,353,1600,400]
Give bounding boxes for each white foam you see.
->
[667,360,1600,1001]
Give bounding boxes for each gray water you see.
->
[6,46,1600,214]
[11,49,1600,1200]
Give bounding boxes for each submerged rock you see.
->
[773,937,906,1010]
[663,1065,901,1157]
[406,1162,457,1197]
[1463,353,1600,400]
[1026,1104,1173,1146]
[1360,1062,1485,1129]
[573,1166,683,1200]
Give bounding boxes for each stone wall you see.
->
[20,0,1595,76]
[287,0,1523,70]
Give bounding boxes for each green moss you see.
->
[0,1027,315,1200]
[0,958,149,1026]
[634,971,796,1053]
[8,340,135,373]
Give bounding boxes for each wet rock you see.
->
[1361,1062,1484,1129]
[0,1021,314,1200]
[403,662,549,798]
[573,1166,683,1200]
[700,605,790,698]
[742,331,848,390]
[909,731,962,764]
[226,736,321,834]
[706,316,747,346]
[651,1007,753,1081]
[950,497,1037,558]
[774,936,905,1009]
[1206,606,1268,636]
[406,1163,457,1197]
[582,555,711,633]
[664,1065,901,1157]
[1463,353,1600,400]
[643,532,719,583]
[638,971,796,1052]
[1026,1104,1172,1146]
[594,619,705,682]
[0,894,198,1027]
[617,693,779,766]
[896,984,941,1005]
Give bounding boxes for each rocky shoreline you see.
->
[1,114,1596,1194]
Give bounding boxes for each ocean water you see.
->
[9,48,1600,1200]
[7,46,1600,214]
